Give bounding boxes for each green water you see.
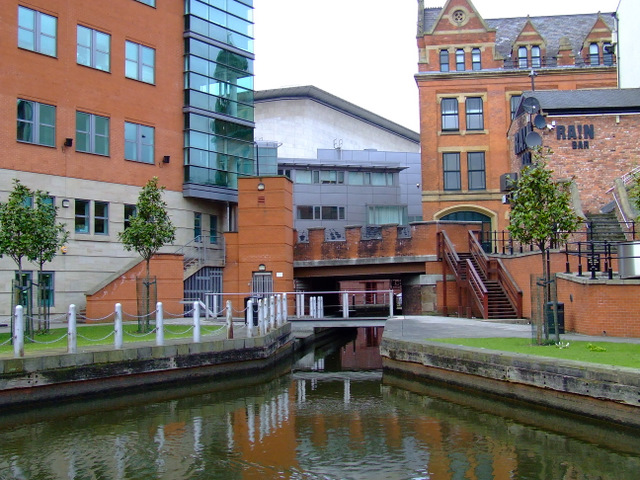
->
[0,327,639,479]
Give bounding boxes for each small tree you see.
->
[508,147,581,344]
[32,191,69,331]
[119,177,176,330]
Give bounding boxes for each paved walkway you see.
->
[385,315,640,344]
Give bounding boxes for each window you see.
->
[297,206,344,220]
[94,202,109,235]
[589,43,599,65]
[18,6,57,57]
[603,42,614,66]
[252,272,273,295]
[531,46,541,68]
[443,153,461,191]
[367,206,408,225]
[317,170,344,184]
[76,112,109,155]
[125,41,155,83]
[518,46,528,68]
[75,200,90,233]
[510,94,522,120]
[125,122,154,163]
[467,152,486,190]
[295,170,312,184]
[297,206,314,220]
[194,212,202,241]
[136,0,156,6]
[38,272,55,307]
[210,215,218,244]
[456,49,465,71]
[17,99,55,147]
[77,26,110,71]
[439,49,449,72]
[471,48,481,70]
[465,97,484,131]
[441,98,459,131]
[124,204,136,230]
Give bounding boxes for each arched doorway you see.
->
[440,210,492,252]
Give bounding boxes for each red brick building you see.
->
[416,0,617,233]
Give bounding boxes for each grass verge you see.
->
[0,323,224,356]
[428,337,640,369]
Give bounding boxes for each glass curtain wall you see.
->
[184,0,255,191]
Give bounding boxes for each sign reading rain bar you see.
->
[556,124,595,150]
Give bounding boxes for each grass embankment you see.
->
[429,337,640,369]
[0,323,224,356]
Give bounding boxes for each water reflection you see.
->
[0,327,639,479]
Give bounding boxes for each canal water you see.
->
[1,327,640,479]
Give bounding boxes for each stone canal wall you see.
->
[0,324,292,408]
[380,336,640,428]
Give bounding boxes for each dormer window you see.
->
[531,46,541,68]
[518,46,528,68]
[589,43,599,65]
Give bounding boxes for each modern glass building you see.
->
[183,0,255,202]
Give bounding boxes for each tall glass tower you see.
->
[183,0,254,202]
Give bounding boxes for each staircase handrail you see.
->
[495,258,523,318]
[439,231,462,281]
[468,231,489,276]
[466,259,488,319]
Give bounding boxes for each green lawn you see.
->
[428,337,640,369]
[0,323,224,356]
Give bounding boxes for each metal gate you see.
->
[184,267,222,314]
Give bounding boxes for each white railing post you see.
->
[193,300,201,343]
[297,293,305,317]
[226,300,234,339]
[156,302,164,346]
[246,299,254,337]
[310,296,317,318]
[258,298,265,335]
[342,292,349,318]
[318,296,324,318]
[68,304,77,354]
[276,294,282,327]
[114,303,123,349]
[282,293,288,323]
[205,295,210,321]
[14,305,24,358]
[389,290,394,317]
[213,295,219,318]
[269,296,276,330]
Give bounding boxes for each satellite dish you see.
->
[533,114,546,129]
[522,97,541,114]
[525,131,543,148]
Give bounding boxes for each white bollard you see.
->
[269,296,276,330]
[156,302,164,346]
[389,290,394,317]
[258,299,265,336]
[14,305,24,358]
[68,304,77,354]
[262,297,269,332]
[282,293,288,323]
[342,292,349,318]
[246,299,254,338]
[226,300,234,339]
[114,303,123,349]
[276,294,282,327]
[193,301,201,343]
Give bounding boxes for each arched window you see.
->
[531,46,541,68]
[471,48,481,70]
[589,43,599,65]
[440,49,450,72]
[518,46,528,68]
[456,49,465,71]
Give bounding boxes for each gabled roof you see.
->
[519,89,640,116]
[254,86,420,144]
[422,9,615,59]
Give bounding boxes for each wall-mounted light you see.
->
[258,264,266,271]
[64,138,73,147]
[61,245,68,255]
[257,182,265,191]
[162,155,170,164]
[61,199,70,208]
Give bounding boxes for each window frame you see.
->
[77,25,110,72]
[124,204,136,230]
[465,97,484,131]
[75,199,90,234]
[124,121,154,164]
[18,6,57,57]
[17,99,56,147]
[531,46,541,68]
[455,49,465,71]
[209,214,218,244]
[443,152,461,191]
[194,212,202,241]
[589,43,599,65]
[603,42,614,66]
[439,49,450,72]
[135,0,156,6]
[125,40,156,84]
[518,46,528,68]
[38,271,55,307]
[510,94,522,120]
[441,98,459,132]
[94,201,109,235]
[76,111,110,156]
[471,48,481,70]
[467,152,486,190]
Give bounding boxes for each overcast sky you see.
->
[253,0,620,132]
